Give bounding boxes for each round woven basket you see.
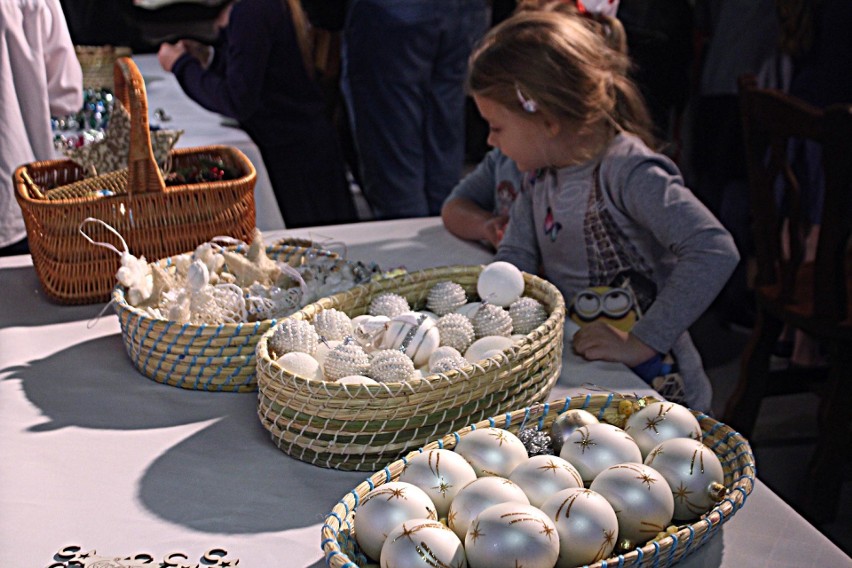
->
[255,264,566,471]
[113,238,340,393]
[322,394,756,568]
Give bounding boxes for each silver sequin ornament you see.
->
[368,292,410,317]
[369,349,415,382]
[436,313,475,353]
[322,340,370,381]
[471,303,513,338]
[508,296,548,335]
[518,427,554,456]
[313,308,352,341]
[426,280,467,316]
[268,318,319,357]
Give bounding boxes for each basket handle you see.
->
[113,56,167,195]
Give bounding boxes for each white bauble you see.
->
[447,476,529,541]
[436,313,475,353]
[426,280,468,316]
[313,308,352,341]
[379,312,440,368]
[623,401,702,458]
[559,423,642,484]
[464,502,559,568]
[427,346,462,369]
[314,339,342,368]
[430,354,469,374]
[268,318,319,357]
[644,437,726,521]
[354,481,437,561]
[540,487,619,568]
[399,449,478,518]
[477,261,525,307]
[471,303,513,338]
[336,375,379,386]
[509,454,583,508]
[352,315,390,351]
[550,409,600,455]
[417,310,440,323]
[454,301,482,319]
[589,463,674,547]
[380,518,466,568]
[509,296,548,335]
[369,349,416,383]
[454,427,528,477]
[322,341,370,381]
[275,351,323,380]
[464,335,514,364]
[369,292,410,317]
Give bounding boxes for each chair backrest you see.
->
[737,74,852,323]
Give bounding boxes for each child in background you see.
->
[468,8,739,411]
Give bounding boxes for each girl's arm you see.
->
[442,149,504,247]
[494,187,540,275]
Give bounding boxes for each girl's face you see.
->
[474,95,551,172]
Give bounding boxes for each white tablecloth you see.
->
[1,218,849,567]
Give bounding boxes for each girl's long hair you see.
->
[283,0,315,78]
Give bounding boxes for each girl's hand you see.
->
[158,42,187,72]
[572,321,656,367]
[483,215,509,248]
[180,39,213,68]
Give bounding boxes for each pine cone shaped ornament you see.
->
[313,308,353,341]
[430,353,469,374]
[268,318,320,357]
[472,303,513,338]
[323,340,370,381]
[509,297,548,335]
[436,313,475,353]
[369,349,416,383]
[368,292,411,317]
[426,281,467,316]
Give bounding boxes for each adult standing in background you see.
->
[341,0,490,219]
[0,0,82,256]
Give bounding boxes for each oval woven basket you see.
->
[322,394,756,568]
[113,238,343,393]
[255,264,566,471]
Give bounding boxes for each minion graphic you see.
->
[569,285,639,332]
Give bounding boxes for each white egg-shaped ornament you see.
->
[436,313,475,353]
[508,454,583,508]
[430,354,469,374]
[379,312,440,368]
[447,476,529,541]
[464,335,514,364]
[454,427,528,477]
[559,423,642,485]
[354,481,438,561]
[540,487,619,568]
[623,400,702,458]
[369,292,411,317]
[268,318,319,357]
[508,296,548,335]
[550,408,600,455]
[477,261,525,307]
[314,339,342,368]
[275,351,323,380]
[336,375,379,386]
[352,315,390,351]
[589,463,675,548]
[644,437,726,521]
[471,303,513,338]
[322,341,370,381]
[399,449,478,518]
[426,280,468,316]
[464,502,559,568]
[417,310,439,323]
[427,345,462,369]
[313,308,353,341]
[369,349,416,383]
[454,301,482,319]
[380,518,466,568]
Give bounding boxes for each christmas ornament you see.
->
[369,349,416,383]
[644,437,726,521]
[454,427,528,478]
[275,351,323,380]
[436,313,475,353]
[518,427,554,456]
[477,261,525,307]
[337,375,379,386]
[447,476,529,541]
[369,292,410,317]
[314,339,342,368]
[464,335,514,365]
[509,296,548,335]
[623,401,702,458]
[354,481,438,561]
[379,312,440,368]
[426,281,467,316]
[268,318,319,357]
[427,346,462,369]
[380,518,466,568]
[559,423,642,484]
[399,449,478,518]
[454,301,483,319]
[509,454,583,507]
[464,502,559,568]
[550,408,600,455]
[471,303,513,338]
[540,487,619,567]
[429,354,469,374]
[323,340,370,381]
[313,308,353,341]
[589,463,675,547]
[353,315,390,351]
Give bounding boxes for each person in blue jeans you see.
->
[341,0,490,219]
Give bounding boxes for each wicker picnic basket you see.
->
[322,393,756,568]
[112,238,344,393]
[14,56,256,305]
[75,45,132,90]
[255,264,566,471]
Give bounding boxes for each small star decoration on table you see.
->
[63,98,183,177]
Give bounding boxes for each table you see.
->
[1,218,849,567]
[133,54,286,232]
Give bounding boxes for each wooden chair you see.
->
[722,74,852,523]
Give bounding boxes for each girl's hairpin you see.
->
[515,84,538,113]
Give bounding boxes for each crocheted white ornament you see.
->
[436,313,475,353]
[369,349,416,383]
[426,281,467,316]
[116,251,153,306]
[368,292,410,317]
[323,341,370,381]
[269,318,320,357]
[477,261,525,307]
[313,308,353,341]
[472,303,513,338]
[430,353,469,374]
[509,297,548,335]
[379,312,440,368]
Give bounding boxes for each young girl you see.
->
[468,9,739,412]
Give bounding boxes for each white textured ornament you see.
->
[644,437,725,521]
[275,351,323,380]
[550,408,600,455]
[508,454,583,508]
[453,427,528,478]
[426,280,468,316]
[447,476,529,541]
[315,339,342,368]
[336,374,379,386]
[464,335,514,364]
[436,313,475,353]
[559,423,642,484]
[379,312,440,368]
[540,487,619,567]
[268,318,319,357]
[369,349,416,383]
[427,346,462,369]
[471,303,513,338]
[589,463,674,546]
[354,481,438,561]
[464,502,559,568]
[322,341,370,381]
[430,354,469,374]
[454,301,483,319]
[623,401,702,458]
[399,449,478,518]
[509,296,548,335]
[381,518,466,568]
[313,308,352,341]
[352,315,390,351]
[477,261,525,307]
[368,292,410,317]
